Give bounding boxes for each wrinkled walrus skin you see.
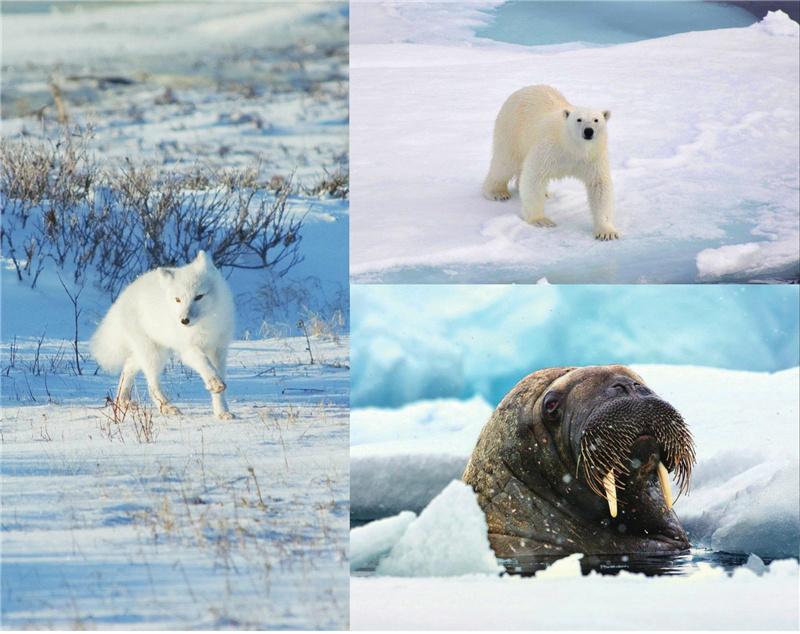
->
[463,366,695,558]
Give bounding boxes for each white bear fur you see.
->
[483,85,619,240]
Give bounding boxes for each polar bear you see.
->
[483,85,619,240]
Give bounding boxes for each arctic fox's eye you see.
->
[175,298,181,303]
[194,294,204,301]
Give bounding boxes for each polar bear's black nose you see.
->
[181,318,190,325]
[583,128,594,139]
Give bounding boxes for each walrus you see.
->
[463,365,695,557]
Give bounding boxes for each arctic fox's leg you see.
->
[519,154,555,227]
[181,347,227,395]
[115,357,140,405]
[136,343,179,415]
[208,346,233,419]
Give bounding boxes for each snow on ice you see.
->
[350,6,799,283]
[351,362,799,629]
[351,365,800,561]
[350,511,417,571]
[375,481,503,578]
[351,558,799,630]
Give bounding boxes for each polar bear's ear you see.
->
[603,110,611,121]
[563,109,570,119]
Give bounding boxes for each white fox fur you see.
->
[90,251,235,419]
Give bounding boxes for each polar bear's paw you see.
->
[483,181,511,201]
[544,190,552,199]
[527,215,557,228]
[595,227,620,241]
[216,411,235,420]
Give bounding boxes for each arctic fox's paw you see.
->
[160,403,182,415]
[216,411,235,420]
[595,227,620,241]
[206,376,227,394]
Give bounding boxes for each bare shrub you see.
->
[131,403,159,443]
[302,166,349,199]
[301,309,346,342]
[1,128,306,298]
[99,396,159,443]
[1,129,98,286]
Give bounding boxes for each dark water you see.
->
[351,548,786,578]
[475,1,758,48]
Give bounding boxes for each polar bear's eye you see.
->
[175,298,181,303]
[194,294,204,301]
[594,119,599,123]
[576,118,582,123]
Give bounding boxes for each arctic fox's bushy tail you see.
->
[89,303,130,373]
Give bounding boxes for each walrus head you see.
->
[463,365,696,558]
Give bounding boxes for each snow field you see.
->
[2,337,350,629]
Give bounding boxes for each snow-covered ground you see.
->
[350,3,800,283]
[2,3,350,628]
[351,364,800,629]
[2,337,349,629]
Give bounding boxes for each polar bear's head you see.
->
[563,108,611,143]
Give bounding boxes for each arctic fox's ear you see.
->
[563,109,570,119]
[195,250,210,267]
[157,267,174,285]
[603,110,611,121]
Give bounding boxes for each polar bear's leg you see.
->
[519,156,556,227]
[483,151,516,201]
[585,177,619,240]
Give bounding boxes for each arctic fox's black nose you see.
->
[181,318,190,325]
[583,128,594,139]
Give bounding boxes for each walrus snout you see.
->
[578,396,695,519]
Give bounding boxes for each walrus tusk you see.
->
[657,461,673,510]
[603,470,617,518]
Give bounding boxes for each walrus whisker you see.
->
[578,398,696,514]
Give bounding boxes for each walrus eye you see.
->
[543,393,561,418]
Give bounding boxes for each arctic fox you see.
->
[90,251,235,419]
